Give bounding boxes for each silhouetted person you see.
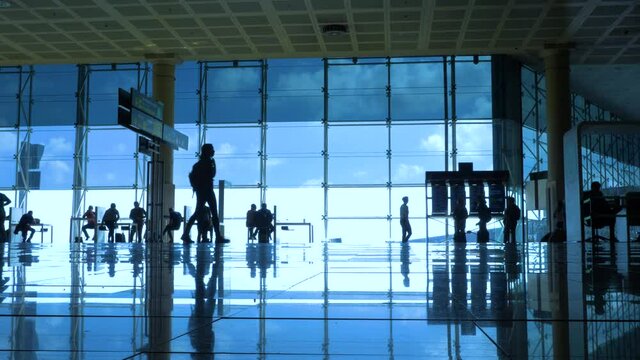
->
[400,196,412,243]
[246,243,257,278]
[256,203,274,243]
[476,196,491,243]
[197,206,212,243]
[246,204,258,240]
[452,197,468,242]
[583,181,620,242]
[102,203,120,243]
[182,144,228,244]
[503,197,520,244]
[14,211,35,243]
[163,207,183,242]
[0,192,10,242]
[128,201,147,243]
[401,242,410,287]
[81,206,97,241]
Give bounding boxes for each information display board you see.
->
[450,182,466,212]
[431,181,448,215]
[489,182,506,213]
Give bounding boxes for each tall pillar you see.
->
[543,48,571,223]
[152,61,176,235]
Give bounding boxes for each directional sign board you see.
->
[118,88,188,151]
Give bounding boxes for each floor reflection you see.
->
[0,239,638,358]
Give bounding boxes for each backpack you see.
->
[189,161,207,191]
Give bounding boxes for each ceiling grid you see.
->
[0,0,636,64]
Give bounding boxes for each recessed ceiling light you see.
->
[322,24,348,36]
[0,1,12,8]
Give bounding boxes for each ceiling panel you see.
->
[0,0,634,66]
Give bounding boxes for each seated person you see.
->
[101,203,120,243]
[14,210,36,243]
[246,204,258,240]
[163,208,183,242]
[82,206,97,241]
[583,181,621,241]
[255,203,274,243]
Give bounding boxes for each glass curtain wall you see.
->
[521,65,636,241]
[1,57,492,243]
[0,63,149,243]
[197,56,492,243]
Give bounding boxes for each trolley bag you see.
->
[115,233,126,243]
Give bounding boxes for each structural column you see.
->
[543,48,571,222]
[152,61,176,236]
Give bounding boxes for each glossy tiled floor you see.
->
[0,238,639,359]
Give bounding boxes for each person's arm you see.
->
[2,195,10,206]
[115,210,120,221]
[212,159,217,179]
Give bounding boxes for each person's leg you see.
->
[108,222,115,242]
[129,224,135,242]
[20,228,27,242]
[82,224,90,239]
[184,195,205,239]
[204,192,222,239]
[136,222,143,243]
[27,227,35,242]
[406,222,412,242]
[0,216,5,242]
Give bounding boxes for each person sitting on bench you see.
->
[102,203,120,243]
[82,206,97,241]
[14,210,36,243]
[583,181,621,242]
[256,203,274,243]
[163,208,182,242]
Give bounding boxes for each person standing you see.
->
[102,203,120,243]
[128,201,147,243]
[14,210,35,243]
[0,192,11,242]
[503,197,521,244]
[182,143,228,244]
[246,204,258,240]
[452,197,469,241]
[81,206,97,241]
[400,196,412,243]
[476,197,491,243]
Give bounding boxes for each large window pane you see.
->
[391,124,445,184]
[328,64,387,122]
[175,62,199,124]
[329,125,387,185]
[0,130,17,188]
[328,188,388,217]
[89,66,144,126]
[455,59,492,120]
[327,219,389,243]
[0,70,19,128]
[455,121,493,170]
[30,126,75,189]
[205,126,260,186]
[267,122,322,187]
[391,61,444,121]
[206,65,261,124]
[32,65,76,126]
[268,59,323,122]
[87,128,136,187]
[173,124,199,189]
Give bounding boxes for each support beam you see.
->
[151,60,177,241]
[543,47,571,229]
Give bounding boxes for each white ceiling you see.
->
[0,0,638,65]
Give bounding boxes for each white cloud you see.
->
[217,142,235,155]
[46,160,71,184]
[393,163,425,182]
[266,158,284,167]
[105,173,116,182]
[353,170,367,178]
[47,136,72,155]
[302,178,322,186]
[420,134,445,151]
